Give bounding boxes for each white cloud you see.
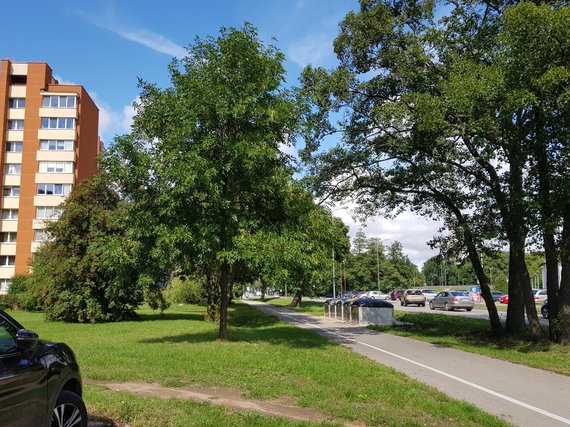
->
[53,75,78,86]
[330,204,442,269]
[288,33,335,67]
[78,8,185,58]
[88,92,137,144]
[115,28,186,58]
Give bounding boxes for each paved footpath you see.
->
[245,301,570,427]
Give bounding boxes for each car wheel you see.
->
[400,300,404,306]
[429,302,434,310]
[542,307,549,319]
[466,308,473,312]
[403,300,407,307]
[421,303,425,307]
[444,302,450,311]
[51,390,87,427]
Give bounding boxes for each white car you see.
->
[366,291,390,300]
[534,289,548,303]
[421,289,438,301]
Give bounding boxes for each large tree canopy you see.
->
[300,1,569,339]
[103,24,300,338]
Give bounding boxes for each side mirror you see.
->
[16,329,39,351]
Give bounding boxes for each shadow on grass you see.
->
[374,312,553,352]
[136,312,205,322]
[138,303,335,349]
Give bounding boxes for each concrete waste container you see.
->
[324,297,394,325]
[351,298,394,325]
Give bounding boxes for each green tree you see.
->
[298,1,570,338]
[103,25,299,339]
[26,176,154,322]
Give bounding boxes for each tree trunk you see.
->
[502,143,542,338]
[467,242,502,336]
[218,261,231,340]
[506,233,542,338]
[544,233,561,340]
[533,120,560,340]
[290,291,302,307]
[557,204,570,344]
[260,278,267,301]
[205,273,219,322]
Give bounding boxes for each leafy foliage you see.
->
[25,176,156,322]
[102,24,301,337]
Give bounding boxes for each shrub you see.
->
[7,274,44,311]
[164,277,204,304]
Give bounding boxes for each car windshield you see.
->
[409,290,422,295]
[450,291,468,296]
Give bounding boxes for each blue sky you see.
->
[2,0,441,267]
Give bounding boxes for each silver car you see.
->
[429,290,474,311]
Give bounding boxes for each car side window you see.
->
[0,318,17,355]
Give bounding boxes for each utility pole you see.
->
[376,243,380,291]
[332,248,336,298]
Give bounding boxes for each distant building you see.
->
[0,60,102,292]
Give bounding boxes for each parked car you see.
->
[0,309,87,427]
[498,294,509,304]
[541,300,549,319]
[390,290,404,301]
[400,289,426,307]
[534,289,548,304]
[365,291,390,300]
[420,289,438,301]
[490,291,504,301]
[429,290,474,311]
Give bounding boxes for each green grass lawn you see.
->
[9,303,507,426]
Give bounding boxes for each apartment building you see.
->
[0,60,102,292]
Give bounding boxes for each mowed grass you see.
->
[370,312,570,377]
[10,303,507,426]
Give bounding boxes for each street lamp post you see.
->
[332,248,336,298]
[376,243,381,291]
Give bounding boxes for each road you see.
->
[246,300,570,427]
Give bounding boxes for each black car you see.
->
[490,291,504,302]
[0,310,87,427]
[541,300,549,319]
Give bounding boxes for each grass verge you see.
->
[10,303,507,426]
[370,312,570,377]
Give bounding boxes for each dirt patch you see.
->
[95,381,362,426]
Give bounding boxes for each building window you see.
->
[0,256,15,267]
[38,162,73,174]
[0,279,11,292]
[42,95,76,108]
[0,232,17,244]
[36,206,62,220]
[8,98,25,108]
[4,164,21,175]
[34,230,49,242]
[40,118,75,129]
[2,187,20,197]
[7,120,24,130]
[1,209,18,220]
[37,184,72,196]
[6,142,23,152]
[39,140,74,151]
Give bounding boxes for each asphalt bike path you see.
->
[245,300,570,427]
